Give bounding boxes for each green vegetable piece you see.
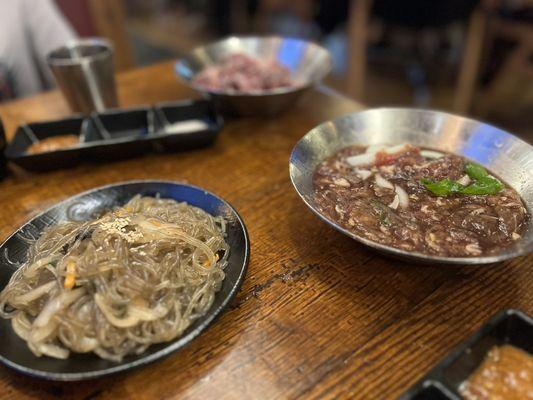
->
[461,177,503,195]
[421,162,504,197]
[464,162,488,180]
[420,178,465,196]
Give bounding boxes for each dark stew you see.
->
[313,144,529,257]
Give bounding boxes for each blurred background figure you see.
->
[1,0,532,139]
[0,0,76,100]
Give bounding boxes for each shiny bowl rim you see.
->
[47,37,114,67]
[175,34,333,97]
[289,107,533,265]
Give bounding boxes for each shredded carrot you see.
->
[202,253,219,268]
[64,261,76,290]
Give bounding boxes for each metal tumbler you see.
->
[47,38,118,114]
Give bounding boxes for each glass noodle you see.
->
[0,196,229,362]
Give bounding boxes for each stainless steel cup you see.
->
[47,38,118,114]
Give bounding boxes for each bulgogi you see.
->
[313,144,529,257]
[192,53,294,93]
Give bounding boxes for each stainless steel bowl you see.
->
[289,108,533,265]
[175,36,332,116]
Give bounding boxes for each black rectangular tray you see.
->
[399,309,533,400]
[4,99,222,171]
[4,115,89,171]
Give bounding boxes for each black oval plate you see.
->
[0,181,249,380]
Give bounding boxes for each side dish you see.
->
[26,134,79,154]
[459,344,533,400]
[192,53,294,93]
[313,144,529,257]
[0,196,229,362]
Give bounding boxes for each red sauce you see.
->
[26,135,79,154]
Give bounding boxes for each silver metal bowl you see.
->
[175,36,332,116]
[289,108,533,265]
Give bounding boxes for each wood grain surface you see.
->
[0,62,531,400]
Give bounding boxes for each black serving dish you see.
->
[4,100,222,170]
[399,309,533,400]
[84,107,155,159]
[4,116,88,171]
[0,181,249,380]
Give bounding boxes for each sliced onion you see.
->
[375,174,394,190]
[333,177,350,187]
[388,194,400,210]
[457,175,471,186]
[95,294,169,328]
[365,144,386,154]
[31,320,59,342]
[394,185,409,209]
[355,169,372,180]
[73,337,99,353]
[12,313,31,341]
[384,143,409,154]
[12,281,56,306]
[346,153,376,167]
[420,150,444,159]
[35,343,69,359]
[33,288,85,329]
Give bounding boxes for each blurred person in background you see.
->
[0,0,76,102]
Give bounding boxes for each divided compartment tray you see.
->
[399,309,533,400]
[83,106,156,159]
[4,99,222,170]
[152,100,221,151]
[4,116,89,171]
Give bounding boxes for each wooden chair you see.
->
[346,0,372,101]
[345,0,486,113]
[452,6,490,113]
[474,16,533,117]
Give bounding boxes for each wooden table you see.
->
[0,62,531,400]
